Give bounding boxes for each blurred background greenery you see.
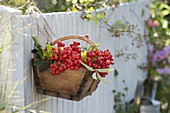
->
[0,0,135,13]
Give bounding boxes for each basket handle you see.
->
[50,35,95,46]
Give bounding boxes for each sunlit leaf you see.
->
[96,68,113,72]
[80,61,94,71]
[43,49,48,57]
[93,16,98,24]
[71,6,78,12]
[49,52,53,57]
[88,7,94,12]
[88,44,100,51]
[96,72,108,83]
[162,20,168,28]
[81,51,87,61]
[158,3,170,10]
[96,12,105,19]
[92,72,97,80]
[161,10,170,17]
[116,20,122,25]
[46,44,52,53]
[165,39,170,46]
[86,14,92,21]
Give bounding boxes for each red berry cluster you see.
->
[86,49,114,77]
[48,40,114,77]
[49,41,83,75]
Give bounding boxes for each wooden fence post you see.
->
[0,6,25,111]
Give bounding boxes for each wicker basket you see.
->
[32,35,100,101]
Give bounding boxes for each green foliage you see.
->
[148,0,170,49]
[36,0,104,13]
[113,79,137,113]
[0,0,32,14]
[156,76,170,113]
[0,77,49,113]
[0,0,137,14]
[32,36,54,60]
[43,44,53,58]
[81,50,87,62]
[32,36,54,72]
[145,1,170,113]
[33,59,51,72]
[114,69,119,77]
[0,35,7,54]
[88,44,100,51]
[31,36,45,59]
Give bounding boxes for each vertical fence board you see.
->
[23,15,34,108]
[10,10,25,109]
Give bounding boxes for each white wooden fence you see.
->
[0,1,149,113]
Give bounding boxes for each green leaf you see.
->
[141,9,145,17]
[33,49,44,59]
[80,61,94,71]
[32,36,45,59]
[88,44,100,51]
[165,39,170,46]
[81,51,87,61]
[124,87,128,91]
[162,20,168,28]
[150,69,159,76]
[92,72,97,80]
[162,10,170,17]
[39,61,50,72]
[158,3,170,10]
[31,49,38,54]
[33,60,51,72]
[32,36,41,47]
[93,16,98,24]
[71,6,78,12]
[96,13,105,19]
[0,48,2,54]
[88,7,94,12]
[112,89,116,93]
[42,49,48,57]
[96,68,113,72]
[49,52,53,57]
[95,44,101,46]
[46,44,52,53]
[114,69,119,76]
[96,72,108,83]
[116,20,122,25]
[33,59,47,67]
[86,14,92,21]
